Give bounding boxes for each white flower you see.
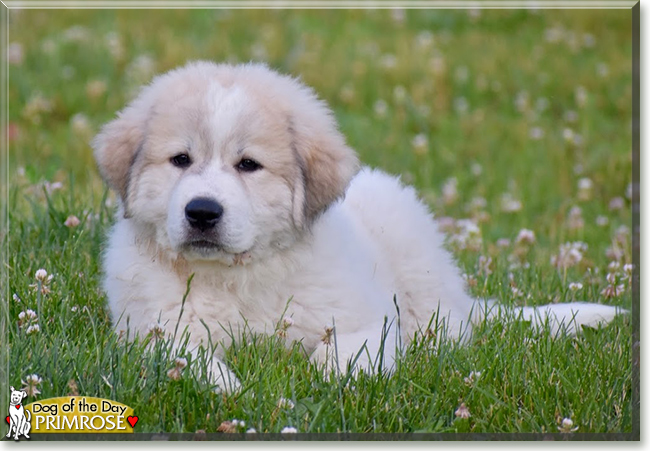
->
[26,324,40,335]
[577,178,593,201]
[393,85,407,103]
[19,309,38,321]
[454,403,471,419]
[277,397,295,410]
[558,417,579,433]
[281,426,298,433]
[442,177,458,205]
[174,357,187,369]
[500,193,522,213]
[146,322,165,339]
[551,242,588,269]
[596,216,609,227]
[246,428,257,433]
[373,99,388,118]
[282,316,294,329]
[34,269,49,282]
[529,126,544,140]
[515,229,536,246]
[568,282,583,292]
[609,197,625,211]
[12,293,21,303]
[567,206,584,231]
[411,134,429,155]
[464,371,481,385]
[22,374,42,397]
[64,215,81,228]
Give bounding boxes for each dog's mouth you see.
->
[182,240,252,265]
[188,239,220,250]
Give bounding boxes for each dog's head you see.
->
[93,62,359,265]
[9,387,27,405]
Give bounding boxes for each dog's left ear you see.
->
[288,108,359,225]
[21,391,27,400]
[92,106,147,218]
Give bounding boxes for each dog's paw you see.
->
[207,359,241,395]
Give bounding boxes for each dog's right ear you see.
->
[10,386,14,391]
[92,108,146,218]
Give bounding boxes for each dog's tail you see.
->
[476,301,627,335]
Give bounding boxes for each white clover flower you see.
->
[575,86,588,108]
[500,193,522,213]
[442,177,458,205]
[393,85,407,103]
[463,371,481,385]
[146,322,165,339]
[281,426,298,434]
[379,54,397,70]
[568,282,583,292]
[174,357,187,369]
[277,397,295,410]
[515,229,536,246]
[454,403,471,419]
[577,178,593,201]
[551,242,588,269]
[34,269,49,282]
[470,162,483,176]
[596,216,609,227]
[609,197,625,211]
[22,374,42,397]
[558,417,579,433]
[453,97,469,114]
[282,316,294,329]
[529,126,544,140]
[608,261,621,272]
[373,99,388,118]
[567,206,584,231]
[246,428,257,434]
[64,215,81,228]
[19,309,38,321]
[12,293,21,303]
[496,238,511,249]
[411,134,429,156]
[26,324,40,335]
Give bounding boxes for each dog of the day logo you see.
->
[5,390,137,439]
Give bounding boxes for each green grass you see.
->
[2,8,634,435]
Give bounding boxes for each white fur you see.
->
[96,62,623,393]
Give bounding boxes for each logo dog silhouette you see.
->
[6,386,31,440]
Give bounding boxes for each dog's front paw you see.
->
[207,359,241,394]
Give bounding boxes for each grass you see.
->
[2,8,635,436]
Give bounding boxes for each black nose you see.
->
[185,198,224,231]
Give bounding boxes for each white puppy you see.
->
[93,61,622,392]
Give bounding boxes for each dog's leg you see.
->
[311,324,399,377]
[186,345,241,394]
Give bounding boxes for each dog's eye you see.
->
[170,153,192,168]
[236,158,263,173]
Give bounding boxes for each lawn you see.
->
[2,7,636,437]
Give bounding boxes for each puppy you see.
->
[93,61,622,392]
[6,387,30,440]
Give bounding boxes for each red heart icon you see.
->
[5,416,9,424]
[127,416,138,428]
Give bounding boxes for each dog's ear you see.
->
[10,386,14,392]
[288,111,359,225]
[92,107,147,218]
[21,391,27,400]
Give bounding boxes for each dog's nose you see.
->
[185,198,224,231]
